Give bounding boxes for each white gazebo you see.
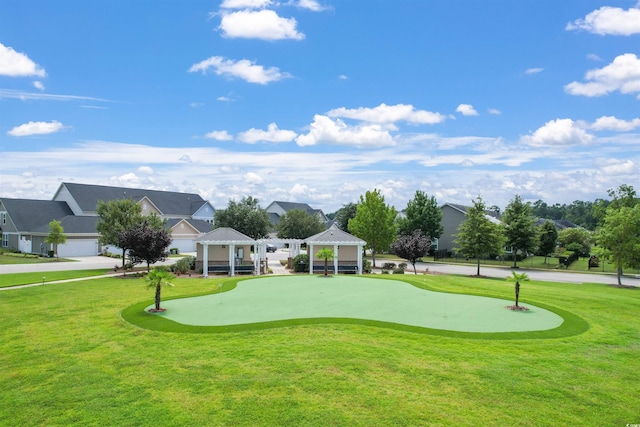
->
[196,227,257,277]
[305,225,366,274]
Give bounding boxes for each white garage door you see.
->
[57,239,99,257]
[171,239,196,254]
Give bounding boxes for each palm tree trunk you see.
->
[515,282,520,307]
[155,283,161,310]
[324,258,328,276]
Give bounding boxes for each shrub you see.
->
[293,254,309,272]
[559,250,579,268]
[362,259,372,274]
[382,262,396,270]
[172,256,195,275]
[392,268,405,274]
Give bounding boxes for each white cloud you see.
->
[0,43,46,77]
[244,172,264,185]
[219,9,305,40]
[564,54,640,98]
[238,123,297,143]
[217,96,234,102]
[525,67,544,74]
[138,166,154,175]
[338,75,348,80]
[33,81,45,91]
[488,108,502,115]
[587,53,602,61]
[220,0,272,9]
[290,183,309,196]
[595,158,637,176]
[204,130,233,141]
[520,119,594,147]
[590,116,640,131]
[7,120,64,137]
[295,0,328,12]
[327,103,446,125]
[566,6,640,36]
[456,104,479,116]
[0,89,110,102]
[189,56,292,84]
[295,114,396,147]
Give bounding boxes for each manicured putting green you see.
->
[149,276,563,333]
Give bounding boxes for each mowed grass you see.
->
[0,270,113,288]
[0,273,638,426]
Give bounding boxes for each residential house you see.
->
[0,182,215,256]
[265,201,329,227]
[438,203,502,255]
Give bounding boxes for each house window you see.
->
[431,238,439,251]
[0,212,6,225]
[2,233,8,247]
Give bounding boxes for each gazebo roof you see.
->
[196,227,256,244]
[304,225,366,245]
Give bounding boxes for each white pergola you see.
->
[305,225,366,275]
[196,227,257,278]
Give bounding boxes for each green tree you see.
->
[96,199,144,267]
[146,268,175,312]
[558,227,592,257]
[537,221,558,264]
[214,196,271,240]
[277,209,325,239]
[334,202,358,232]
[348,189,397,267]
[502,194,538,268]
[506,271,530,308]
[119,220,172,272]
[45,219,67,260]
[391,230,431,274]
[596,204,640,286]
[454,196,506,276]
[397,190,443,240]
[315,247,335,277]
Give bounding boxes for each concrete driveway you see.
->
[0,255,184,275]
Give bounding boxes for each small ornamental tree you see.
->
[348,189,397,267]
[502,195,538,268]
[45,219,67,260]
[119,220,172,272]
[538,220,558,264]
[96,199,144,267]
[146,268,175,312]
[391,230,431,274]
[454,197,506,276]
[397,191,443,240]
[506,271,530,309]
[315,247,335,277]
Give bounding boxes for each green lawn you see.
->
[0,269,113,288]
[0,273,638,425]
[0,253,75,265]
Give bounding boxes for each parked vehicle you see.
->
[266,244,277,253]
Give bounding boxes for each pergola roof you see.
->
[196,227,256,244]
[304,226,365,245]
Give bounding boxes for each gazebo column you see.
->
[203,243,209,278]
[229,243,235,277]
[357,244,363,275]
[308,243,314,275]
[333,245,339,274]
[255,242,260,276]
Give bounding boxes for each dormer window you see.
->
[142,203,148,210]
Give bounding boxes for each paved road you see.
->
[2,252,638,288]
[400,260,640,287]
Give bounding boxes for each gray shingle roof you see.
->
[196,227,256,243]
[32,215,100,234]
[0,198,73,232]
[60,182,207,216]
[305,226,365,245]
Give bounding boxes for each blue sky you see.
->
[1,0,639,213]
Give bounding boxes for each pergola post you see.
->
[333,244,339,274]
[203,243,209,278]
[308,243,314,275]
[229,244,235,277]
[357,244,363,275]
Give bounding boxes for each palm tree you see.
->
[506,271,530,307]
[146,268,175,312]
[316,248,335,277]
